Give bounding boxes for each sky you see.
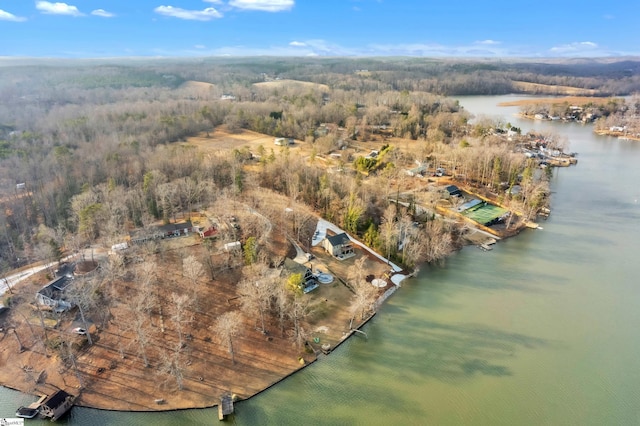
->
[0,0,638,58]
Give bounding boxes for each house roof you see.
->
[200,227,217,237]
[39,275,72,296]
[326,232,350,246]
[445,185,461,195]
[43,390,72,409]
[283,258,311,274]
[157,220,193,234]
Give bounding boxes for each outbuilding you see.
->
[445,185,462,197]
[40,390,75,421]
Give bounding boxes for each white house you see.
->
[322,232,354,259]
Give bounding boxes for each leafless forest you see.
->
[0,56,638,408]
[1,56,638,273]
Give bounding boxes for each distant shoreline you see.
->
[497,96,621,107]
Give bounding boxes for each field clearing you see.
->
[179,80,216,90]
[184,127,302,153]
[512,80,599,96]
[499,95,623,107]
[253,79,329,91]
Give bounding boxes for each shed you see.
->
[445,185,462,197]
[274,137,294,146]
[198,226,218,239]
[111,242,128,252]
[224,241,241,251]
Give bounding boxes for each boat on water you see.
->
[16,406,39,418]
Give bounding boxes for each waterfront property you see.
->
[322,232,355,259]
[39,390,75,421]
[283,258,319,293]
[461,201,509,227]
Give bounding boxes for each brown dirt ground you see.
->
[498,95,623,107]
[0,128,509,412]
[181,128,277,153]
[253,79,329,92]
[511,81,599,96]
[0,199,392,412]
[179,80,216,91]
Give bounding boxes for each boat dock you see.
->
[15,394,47,419]
[478,237,497,252]
[218,394,234,421]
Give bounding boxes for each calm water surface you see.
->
[2,95,639,425]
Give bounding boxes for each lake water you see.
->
[2,95,640,425]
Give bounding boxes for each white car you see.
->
[72,327,87,335]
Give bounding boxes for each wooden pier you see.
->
[218,394,234,421]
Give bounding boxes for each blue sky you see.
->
[0,0,637,58]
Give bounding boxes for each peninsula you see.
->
[3,56,634,413]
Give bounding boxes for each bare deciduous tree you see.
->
[237,263,277,332]
[171,293,192,351]
[348,257,378,322]
[159,345,186,391]
[423,220,453,264]
[379,205,398,263]
[211,310,243,364]
[182,255,203,309]
[288,295,312,348]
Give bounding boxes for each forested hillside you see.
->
[0,57,637,272]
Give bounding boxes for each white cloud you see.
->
[0,9,27,22]
[367,41,515,57]
[91,9,115,18]
[154,5,222,21]
[549,41,599,55]
[194,44,206,49]
[228,0,294,12]
[148,38,632,59]
[475,39,500,45]
[36,1,83,16]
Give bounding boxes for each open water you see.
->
[2,95,639,425]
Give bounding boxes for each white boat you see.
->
[16,406,39,418]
